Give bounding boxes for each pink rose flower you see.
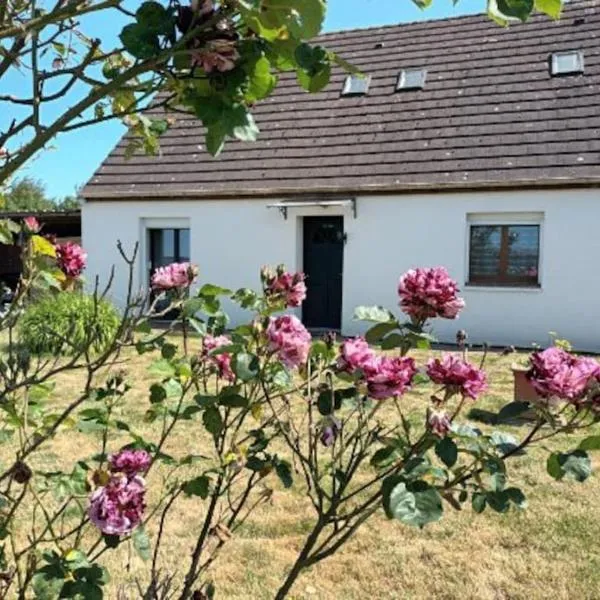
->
[266,315,311,369]
[23,216,40,234]
[337,337,378,375]
[109,449,151,477]
[365,355,418,400]
[527,347,599,402]
[88,474,146,536]
[398,267,465,322]
[55,241,87,278]
[427,354,488,400]
[191,40,239,73]
[429,411,452,437]
[151,262,198,291]
[263,266,307,308]
[203,334,235,381]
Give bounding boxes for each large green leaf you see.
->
[578,436,600,452]
[365,321,399,344]
[535,0,562,19]
[246,56,278,102]
[354,306,395,323]
[435,437,458,468]
[132,526,151,561]
[233,353,259,382]
[547,450,592,482]
[183,475,210,498]
[275,459,293,488]
[494,0,534,22]
[136,1,174,36]
[260,0,326,39]
[203,406,223,439]
[384,479,443,528]
[119,23,160,59]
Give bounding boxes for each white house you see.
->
[82,1,600,351]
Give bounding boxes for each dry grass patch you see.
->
[2,337,600,599]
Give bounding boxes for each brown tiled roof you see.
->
[83,0,600,200]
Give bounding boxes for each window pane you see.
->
[178,229,190,261]
[470,226,501,277]
[507,225,539,278]
[150,229,176,267]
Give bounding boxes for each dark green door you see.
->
[302,216,344,330]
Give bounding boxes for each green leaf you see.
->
[119,23,160,60]
[275,460,293,488]
[381,333,408,351]
[260,0,326,39]
[578,436,600,451]
[297,63,331,93]
[384,479,443,528]
[219,394,248,409]
[199,284,232,297]
[231,110,259,143]
[163,378,183,398]
[371,446,403,469]
[489,432,521,455]
[505,487,528,509]
[353,305,395,323]
[205,125,227,157]
[148,359,176,379]
[183,475,210,498]
[535,0,562,18]
[365,321,398,344]
[149,383,167,404]
[495,0,534,22]
[132,526,150,562]
[547,450,592,482]
[435,438,458,468]
[136,1,173,36]
[486,490,511,513]
[472,492,487,513]
[102,534,120,549]
[203,406,223,439]
[246,56,278,102]
[233,353,259,382]
[161,343,177,359]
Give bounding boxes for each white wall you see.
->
[82,188,600,352]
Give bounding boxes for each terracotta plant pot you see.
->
[511,364,541,402]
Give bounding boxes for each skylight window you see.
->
[396,68,427,91]
[551,50,584,76]
[341,75,370,96]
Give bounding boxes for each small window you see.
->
[468,224,540,287]
[148,227,191,315]
[341,75,370,96]
[396,68,427,91]
[550,50,584,76]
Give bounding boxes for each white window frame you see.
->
[341,74,371,96]
[396,68,427,91]
[550,50,584,76]
[464,212,544,292]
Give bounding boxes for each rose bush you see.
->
[0,218,598,599]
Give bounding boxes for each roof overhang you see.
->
[82,176,600,202]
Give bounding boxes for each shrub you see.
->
[20,292,120,355]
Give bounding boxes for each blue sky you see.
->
[7,0,486,199]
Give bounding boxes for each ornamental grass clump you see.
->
[20,292,120,355]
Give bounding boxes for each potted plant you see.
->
[511,356,540,402]
[511,334,573,403]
